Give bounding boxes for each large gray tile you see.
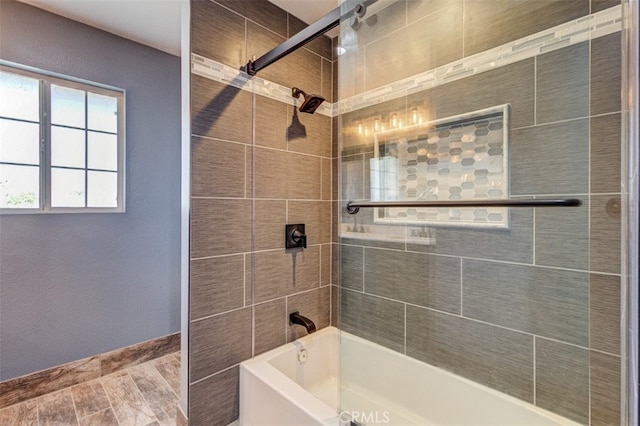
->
[590,351,621,426]
[535,198,588,270]
[255,95,288,150]
[463,0,589,56]
[591,32,622,115]
[287,287,330,341]
[592,0,620,12]
[216,0,288,37]
[254,200,286,251]
[591,195,621,274]
[354,0,408,46]
[406,59,535,129]
[337,41,365,98]
[253,246,321,302]
[320,244,331,285]
[246,21,288,87]
[190,255,245,320]
[287,201,332,245]
[511,119,589,195]
[535,338,589,424]
[590,273,621,354]
[189,308,251,382]
[191,76,253,143]
[191,137,245,198]
[281,47,323,97]
[537,42,589,124]
[407,0,456,23]
[462,260,589,346]
[365,3,462,90]
[331,58,338,106]
[287,105,332,157]
[340,244,363,291]
[365,248,460,314]
[591,113,622,194]
[406,305,534,402]
[322,59,333,103]
[251,148,322,200]
[190,198,251,258]
[340,289,404,353]
[322,158,332,201]
[189,366,239,426]
[254,298,286,356]
[191,0,245,68]
[331,285,338,326]
[409,208,533,264]
[289,14,333,60]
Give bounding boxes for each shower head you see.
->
[292,87,325,114]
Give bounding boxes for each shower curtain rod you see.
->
[345,198,582,214]
[245,0,377,76]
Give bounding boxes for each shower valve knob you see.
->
[286,224,307,250]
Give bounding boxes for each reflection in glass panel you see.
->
[88,171,117,208]
[51,84,85,128]
[87,132,117,171]
[0,163,39,208]
[51,167,85,207]
[88,92,118,133]
[0,119,40,165]
[0,71,39,122]
[51,126,85,168]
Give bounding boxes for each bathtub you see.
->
[239,327,579,426]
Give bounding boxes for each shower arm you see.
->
[245,0,378,76]
[345,198,582,214]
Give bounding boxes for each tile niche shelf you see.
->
[369,104,511,229]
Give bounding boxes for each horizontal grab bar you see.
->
[345,198,582,214]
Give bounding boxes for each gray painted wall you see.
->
[0,1,181,381]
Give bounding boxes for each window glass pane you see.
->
[0,71,39,122]
[0,119,40,165]
[88,92,118,133]
[88,171,117,208]
[0,163,39,208]
[51,85,85,128]
[87,132,117,171]
[51,167,85,207]
[51,126,85,168]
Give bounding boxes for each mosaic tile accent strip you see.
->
[191,56,334,117]
[191,5,620,117]
[371,105,509,228]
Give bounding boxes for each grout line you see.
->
[533,336,537,405]
[69,385,81,426]
[460,258,464,315]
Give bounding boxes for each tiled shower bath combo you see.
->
[187,0,628,425]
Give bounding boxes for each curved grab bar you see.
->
[345,198,582,215]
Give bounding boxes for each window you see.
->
[0,63,125,213]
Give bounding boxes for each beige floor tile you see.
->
[71,379,111,419]
[37,388,78,425]
[0,400,38,425]
[77,408,119,426]
[102,373,157,425]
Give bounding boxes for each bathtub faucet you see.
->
[289,311,316,334]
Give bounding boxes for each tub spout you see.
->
[289,311,316,334]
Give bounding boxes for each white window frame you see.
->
[0,61,126,214]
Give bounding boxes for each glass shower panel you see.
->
[337,1,624,425]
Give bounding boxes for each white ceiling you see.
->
[17,0,338,57]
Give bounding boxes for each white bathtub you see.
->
[239,327,580,426]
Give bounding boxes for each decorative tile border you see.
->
[0,332,180,409]
[192,5,621,117]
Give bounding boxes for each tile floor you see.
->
[0,353,180,425]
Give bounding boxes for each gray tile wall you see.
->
[190,1,334,424]
[338,1,623,425]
